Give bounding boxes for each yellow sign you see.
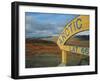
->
[60,45,89,55]
[57,15,89,48]
[57,15,89,65]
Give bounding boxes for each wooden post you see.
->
[62,50,67,65]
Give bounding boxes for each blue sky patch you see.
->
[25,12,79,38]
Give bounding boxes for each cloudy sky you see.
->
[25,12,80,38]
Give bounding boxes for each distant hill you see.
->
[41,36,58,43]
[75,35,89,40]
[27,36,58,43]
[26,38,57,45]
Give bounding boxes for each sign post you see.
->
[62,50,67,65]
